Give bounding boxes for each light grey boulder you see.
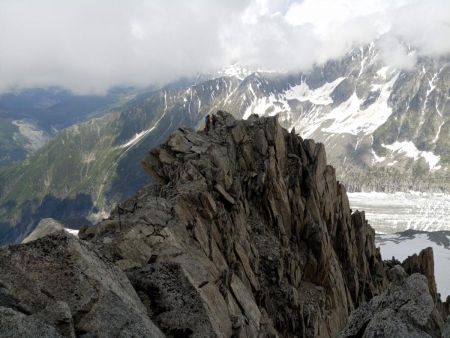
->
[0,306,64,338]
[22,218,66,243]
[0,231,164,338]
[339,269,444,338]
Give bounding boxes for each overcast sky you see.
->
[0,0,449,94]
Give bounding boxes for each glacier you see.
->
[348,191,450,234]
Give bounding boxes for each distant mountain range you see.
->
[0,41,449,244]
[0,87,139,165]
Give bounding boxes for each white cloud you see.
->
[0,0,449,94]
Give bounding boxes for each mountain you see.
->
[0,78,240,243]
[216,44,449,192]
[0,87,139,165]
[1,112,447,337]
[0,41,449,244]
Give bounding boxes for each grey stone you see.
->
[22,218,66,243]
[0,306,64,338]
[387,265,408,283]
[339,274,444,338]
[6,112,445,338]
[0,232,165,338]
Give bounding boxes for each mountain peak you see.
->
[82,111,389,336]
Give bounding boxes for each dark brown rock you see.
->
[85,111,388,337]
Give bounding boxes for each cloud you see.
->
[0,0,449,94]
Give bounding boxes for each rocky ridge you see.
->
[84,111,389,336]
[21,218,67,243]
[0,112,448,337]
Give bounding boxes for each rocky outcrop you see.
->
[401,247,450,324]
[402,247,438,301]
[0,307,64,338]
[79,111,387,337]
[21,218,66,243]
[339,266,445,338]
[0,231,164,338]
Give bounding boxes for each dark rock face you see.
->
[80,111,387,337]
[339,267,444,338]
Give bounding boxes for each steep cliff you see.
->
[79,111,387,337]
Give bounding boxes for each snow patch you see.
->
[119,91,170,149]
[285,77,345,105]
[64,228,79,237]
[322,73,399,135]
[376,66,390,79]
[216,64,254,80]
[371,148,385,163]
[382,141,441,171]
[243,94,288,120]
[119,130,150,148]
[433,121,444,143]
[87,209,110,224]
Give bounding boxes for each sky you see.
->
[0,0,449,94]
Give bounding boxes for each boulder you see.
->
[0,306,64,338]
[0,231,164,338]
[339,270,444,338]
[22,218,66,243]
[402,247,438,301]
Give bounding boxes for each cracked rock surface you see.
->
[0,232,164,338]
[80,111,388,337]
[339,267,445,338]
